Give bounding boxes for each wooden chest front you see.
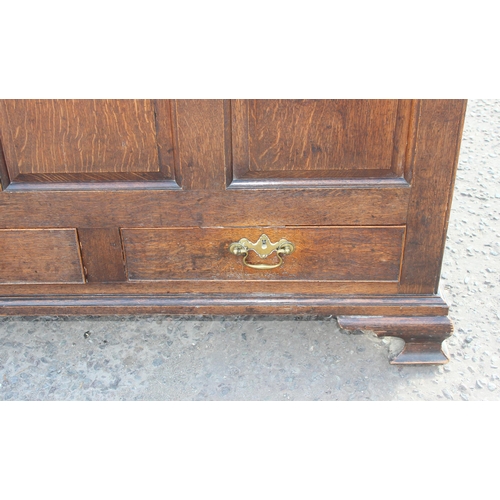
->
[0,100,466,364]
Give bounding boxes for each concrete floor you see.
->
[1,99,499,401]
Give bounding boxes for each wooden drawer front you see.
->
[122,227,405,282]
[0,229,84,283]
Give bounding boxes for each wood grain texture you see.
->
[122,226,405,282]
[0,187,410,228]
[232,99,402,175]
[152,99,178,182]
[399,99,467,294]
[0,100,162,174]
[0,280,402,297]
[403,99,421,184]
[337,315,453,364]
[175,100,227,190]
[77,228,127,283]
[0,229,84,283]
[0,294,449,317]
[391,100,414,176]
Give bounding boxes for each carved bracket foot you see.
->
[337,315,453,365]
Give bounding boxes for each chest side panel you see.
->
[399,99,467,294]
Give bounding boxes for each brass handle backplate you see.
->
[229,234,295,270]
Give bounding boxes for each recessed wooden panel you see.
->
[0,229,84,283]
[230,99,413,188]
[122,226,405,282]
[77,228,127,283]
[0,100,177,187]
[3,100,160,173]
[252,100,400,171]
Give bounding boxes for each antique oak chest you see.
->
[0,100,466,364]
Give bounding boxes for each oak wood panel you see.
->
[391,100,414,177]
[0,294,449,317]
[152,99,178,182]
[122,227,405,282]
[0,280,401,296]
[77,228,127,283]
[403,99,421,184]
[175,99,227,190]
[399,99,467,294]
[232,99,401,174]
[0,229,84,283]
[1,100,161,174]
[0,187,410,228]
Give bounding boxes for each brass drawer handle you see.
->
[229,234,295,270]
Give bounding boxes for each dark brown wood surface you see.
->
[174,99,228,190]
[0,229,84,283]
[399,99,467,294]
[0,280,401,297]
[0,294,449,317]
[0,99,176,187]
[233,100,400,171]
[230,99,417,190]
[121,226,405,282]
[1,100,160,174]
[0,187,409,227]
[391,99,414,176]
[78,228,127,283]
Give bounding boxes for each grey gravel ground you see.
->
[1,99,499,401]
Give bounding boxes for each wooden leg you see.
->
[336,316,453,365]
